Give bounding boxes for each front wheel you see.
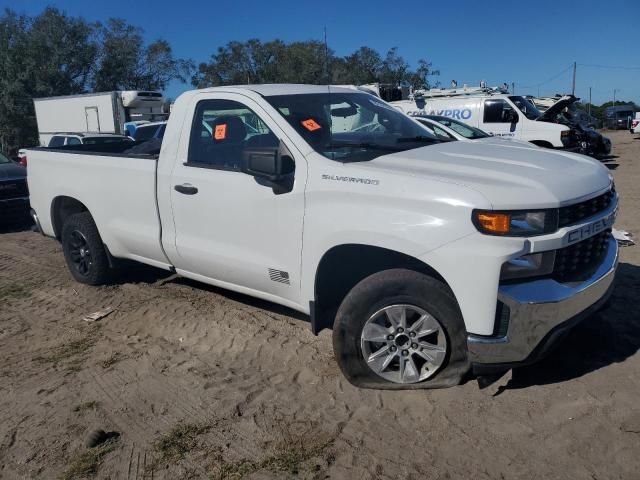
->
[332,269,469,389]
[61,212,112,285]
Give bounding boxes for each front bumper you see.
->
[467,236,618,366]
[0,197,30,221]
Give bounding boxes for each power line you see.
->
[578,63,640,71]
[517,63,574,90]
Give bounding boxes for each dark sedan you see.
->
[0,151,30,224]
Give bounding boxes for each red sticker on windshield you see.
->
[214,124,227,140]
[301,119,321,131]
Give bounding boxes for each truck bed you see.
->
[27,145,169,269]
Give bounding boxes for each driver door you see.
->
[166,93,307,305]
[481,99,522,138]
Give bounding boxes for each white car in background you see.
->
[47,133,133,148]
[414,115,540,148]
[16,136,131,167]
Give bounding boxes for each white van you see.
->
[392,93,578,150]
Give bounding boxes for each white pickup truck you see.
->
[27,85,619,389]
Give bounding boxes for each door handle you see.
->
[174,184,198,195]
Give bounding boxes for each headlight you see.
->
[500,251,556,281]
[472,209,558,236]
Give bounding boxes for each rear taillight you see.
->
[19,156,27,167]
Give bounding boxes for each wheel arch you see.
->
[50,196,90,240]
[310,243,456,334]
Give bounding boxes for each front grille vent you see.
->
[552,229,611,282]
[558,188,615,228]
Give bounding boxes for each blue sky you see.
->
[8,0,640,105]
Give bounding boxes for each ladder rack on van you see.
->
[411,85,509,99]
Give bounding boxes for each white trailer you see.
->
[33,91,166,146]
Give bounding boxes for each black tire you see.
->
[61,212,112,285]
[332,269,469,390]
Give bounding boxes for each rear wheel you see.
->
[61,212,111,285]
[333,269,469,389]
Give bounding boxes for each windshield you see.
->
[264,92,440,162]
[427,116,489,139]
[509,96,542,120]
[0,151,10,164]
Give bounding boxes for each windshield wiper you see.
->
[395,136,438,144]
[325,142,403,151]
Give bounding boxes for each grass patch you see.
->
[73,401,98,413]
[0,282,36,300]
[34,335,97,368]
[210,420,334,479]
[153,423,211,463]
[101,352,124,369]
[59,440,117,480]
[151,419,334,478]
[211,438,332,479]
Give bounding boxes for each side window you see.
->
[432,125,454,140]
[484,100,515,123]
[66,137,82,146]
[418,121,437,135]
[188,99,278,171]
[49,136,65,148]
[417,120,451,141]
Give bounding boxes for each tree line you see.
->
[0,7,192,154]
[0,7,439,155]
[192,40,438,90]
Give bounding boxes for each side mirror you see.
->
[243,141,295,183]
[244,148,278,180]
[504,109,519,124]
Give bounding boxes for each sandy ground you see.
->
[1,130,639,480]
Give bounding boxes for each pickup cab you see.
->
[27,85,619,389]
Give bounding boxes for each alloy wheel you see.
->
[360,304,448,384]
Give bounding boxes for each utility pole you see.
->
[511,82,515,95]
[588,87,592,115]
[571,62,576,96]
[613,88,619,107]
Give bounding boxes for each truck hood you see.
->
[361,140,611,209]
[536,95,577,122]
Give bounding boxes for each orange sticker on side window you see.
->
[214,124,227,140]
[301,119,321,131]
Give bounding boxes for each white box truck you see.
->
[33,91,166,146]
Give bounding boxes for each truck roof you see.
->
[197,84,358,96]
